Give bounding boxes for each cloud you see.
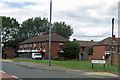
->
[4,2,36,8]
[0,0,119,41]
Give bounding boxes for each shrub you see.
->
[63,41,80,59]
[55,56,58,60]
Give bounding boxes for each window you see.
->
[59,43,63,50]
[40,42,43,48]
[82,47,85,51]
[59,45,63,50]
[24,44,25,49]
[43,42,45,48]
[29,44,32,49]
[20,45,23,48]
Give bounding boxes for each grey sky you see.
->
[0,0,119,41]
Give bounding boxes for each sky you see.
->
[0,0,119,41]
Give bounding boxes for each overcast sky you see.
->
[0,0,119,41]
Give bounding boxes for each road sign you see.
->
[91,60,105,69]
[92,60,105,64]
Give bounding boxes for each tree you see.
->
[63,41,80,59]
[87,46,93,55]
[16,17,49,41]
[52,22,73,39]
[2,16,20,48]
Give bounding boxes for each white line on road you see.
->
[12,75,22,80]
[0,70,5,73]
[0,70,22,80]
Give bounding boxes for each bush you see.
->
[55,56,58,60]
[51,57,55,60]
[58,57,65,61]
[87,46,93,55]
[63,41,80,59]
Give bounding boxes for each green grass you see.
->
[11,59,119,72]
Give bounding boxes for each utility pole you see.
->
[49,0,52,66]
[110,18,114,65]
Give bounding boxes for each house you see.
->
[76,40,97,60]
[17,33,69,59]
[91,35,120,60]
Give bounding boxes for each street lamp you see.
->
[110,18,120,65]
[110,18,114,65]
[49,0,52,66]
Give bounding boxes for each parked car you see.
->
[32,53,42,60]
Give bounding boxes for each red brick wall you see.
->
[51,42,59,58]
[92,46,105,59]
[88,55,93,60]
[5,48,15,58]
[108,54,120,65]
[45,42,66,59]
[80,47,87,54]
[45,42,49,59]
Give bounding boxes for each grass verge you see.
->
[11,59,119,72]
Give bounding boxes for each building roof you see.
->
[76,40,97,47]
[94,37,119,46]
[20,33,69,44]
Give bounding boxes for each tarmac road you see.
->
[1,62,119,80]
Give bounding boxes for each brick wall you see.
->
[5,48,15,58]
[45,42,49,59]
[92,46,105,59]
[80,47,87,54]
[45,42,66,59]
[108,54,120,65]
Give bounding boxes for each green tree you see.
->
[87,46,93,55]
[2,16,20,48]
[52,22,73,39]
[16,17,49,41]
[63,41,80,59]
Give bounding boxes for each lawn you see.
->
[11,59,119,72]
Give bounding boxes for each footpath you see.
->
[1,59,119,78]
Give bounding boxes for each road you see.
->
[1,62,119,80]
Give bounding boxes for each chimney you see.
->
[31,35,35,38]
[91,40,93,42]
[73,38,76,41]
[42,32,46,35]
[51,32,54,34]
[113,35,116,40]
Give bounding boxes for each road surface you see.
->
[1,62,118,80]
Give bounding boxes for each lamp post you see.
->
[49,0,52,66]
[110,18,114,65]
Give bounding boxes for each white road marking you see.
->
[0,70,22,80]
[12,75,19,79]
[11,75,22,80]
[0,70,5,73]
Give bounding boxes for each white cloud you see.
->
[0,0,119,41]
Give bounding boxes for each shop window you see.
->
[40,42,43,48]
[43,42,45,48]
[40,42,45,49]
[20,45,23,49]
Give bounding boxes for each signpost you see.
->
[91,60,105,69]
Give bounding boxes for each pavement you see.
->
[0,70,20,80]
[0,59,119,78]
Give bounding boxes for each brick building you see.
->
[18,33,69,59]
[90,35,120,60]
[76,40,97,60]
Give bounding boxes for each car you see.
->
[32,53,42,60]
